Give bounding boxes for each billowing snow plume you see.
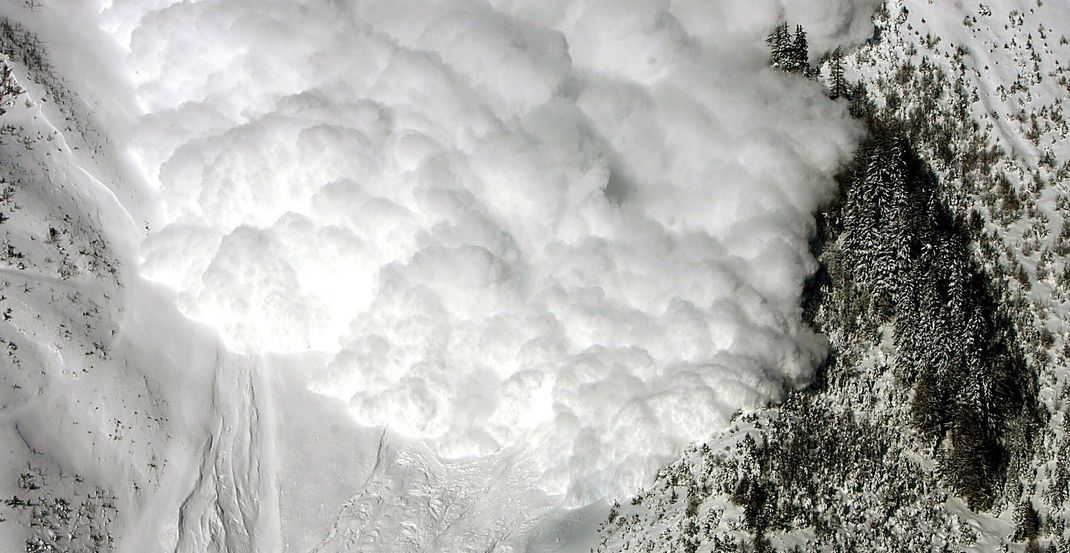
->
[100,0,870,503]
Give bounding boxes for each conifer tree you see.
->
[766,23,815,78]
[828,48,848,99]
[791,25,810,75]
[766,23,791,71]
[0,62,22,117]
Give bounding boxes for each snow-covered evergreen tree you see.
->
[766,23,792,71]
[828,48,848,99]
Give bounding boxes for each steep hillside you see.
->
[595,0,1070,551]
[2,0,1068,551]
[0,16,288,551]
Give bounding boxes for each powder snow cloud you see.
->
[98,0,871,503]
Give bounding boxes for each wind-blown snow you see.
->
[0,0,878,549]
[75,0,874,505]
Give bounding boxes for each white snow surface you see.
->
[0,0,874,550]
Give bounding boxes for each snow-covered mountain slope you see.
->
[595,0,1070,551]
[0,20,289,550]
[7,0,1070,551]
